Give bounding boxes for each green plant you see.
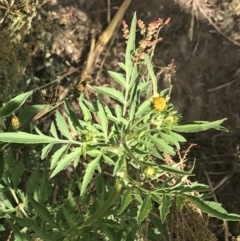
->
[0,13,239,241]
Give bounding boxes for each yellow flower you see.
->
[152,96,166,111]
[144,166,156,177]
[11,114,20,130]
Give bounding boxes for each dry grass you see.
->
[175,0,240,46]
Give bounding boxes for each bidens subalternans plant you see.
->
[0,13,238,241]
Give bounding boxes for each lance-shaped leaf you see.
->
[181,194,240,221]
[148,135,175,155]
[0,132,61,144]
[172,118,228,133]
[94,86,125,104]
[50,147,82,178]
[108,71,126,88]
[55,110,72,140]
[118,189,133,215]
[28,194,61,229]
[159,194,172,223]
[81,154,101,196]
[137,192,152,225]
[0,91,33,118]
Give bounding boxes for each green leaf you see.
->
[137,192,152,224]
[149,213,168,237]
[0,132,60,144]
[118,62,126,71]
[169,131,186,142]
[81,154,101,196]
[159,194,172,222]
[10,161,24,189]
[172,118,228,133]
[64,101,82,133]
[144,54,157,94]
[0,152,4,181]
[159,131,180,149]
[50,121,58,138]
[159,164,193,176]
[18,104,46,127]
[9,216,50,241]
[148,135,175,155]
[41,143,54,160]
[125,13,136,84]
[94,86,125,104]
[108,71,126,88]
[129,65,139,91]
[118,189,132,215]
[0,91,33,118]
[50,144,70,169]
[181,194,240,221]
[135,98,151,117]
[79,95,92,121]
[97,99,109,142]
[8,222,32,241]
[138,81,150,95]
[102,154,115,166]
[104,105,120,124]
[28,194,60,229]
[55,110,72,140]
[50,147,82,178]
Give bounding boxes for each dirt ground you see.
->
[39,0,240,239]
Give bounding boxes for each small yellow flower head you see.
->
[11,114,20,130]
[144,166,156,178]
[152,95,166,111]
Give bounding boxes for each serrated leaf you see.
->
[50,147,82,178]
[159,131,180,149]
[79,95,92,121]
[83,98,96,113]
[50,121,58,138]
[55,110,72,140]
[50,144,70,170]
[137,192,152,224]
[41,143,54,160]
[81,154,101,196]
[94,86,125,104]
[28,194,60,229]
[64,101,82,133]
[149,135,175,155]
[104,105,120,124]
[118,189,132,215]
[172,118,228,133]
[159,194,172,222]
[181,194,240,221]
[0,91,33,118]
[0,132,60,144]
[108,71,126,88]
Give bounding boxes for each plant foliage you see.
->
[0,13,238,241]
